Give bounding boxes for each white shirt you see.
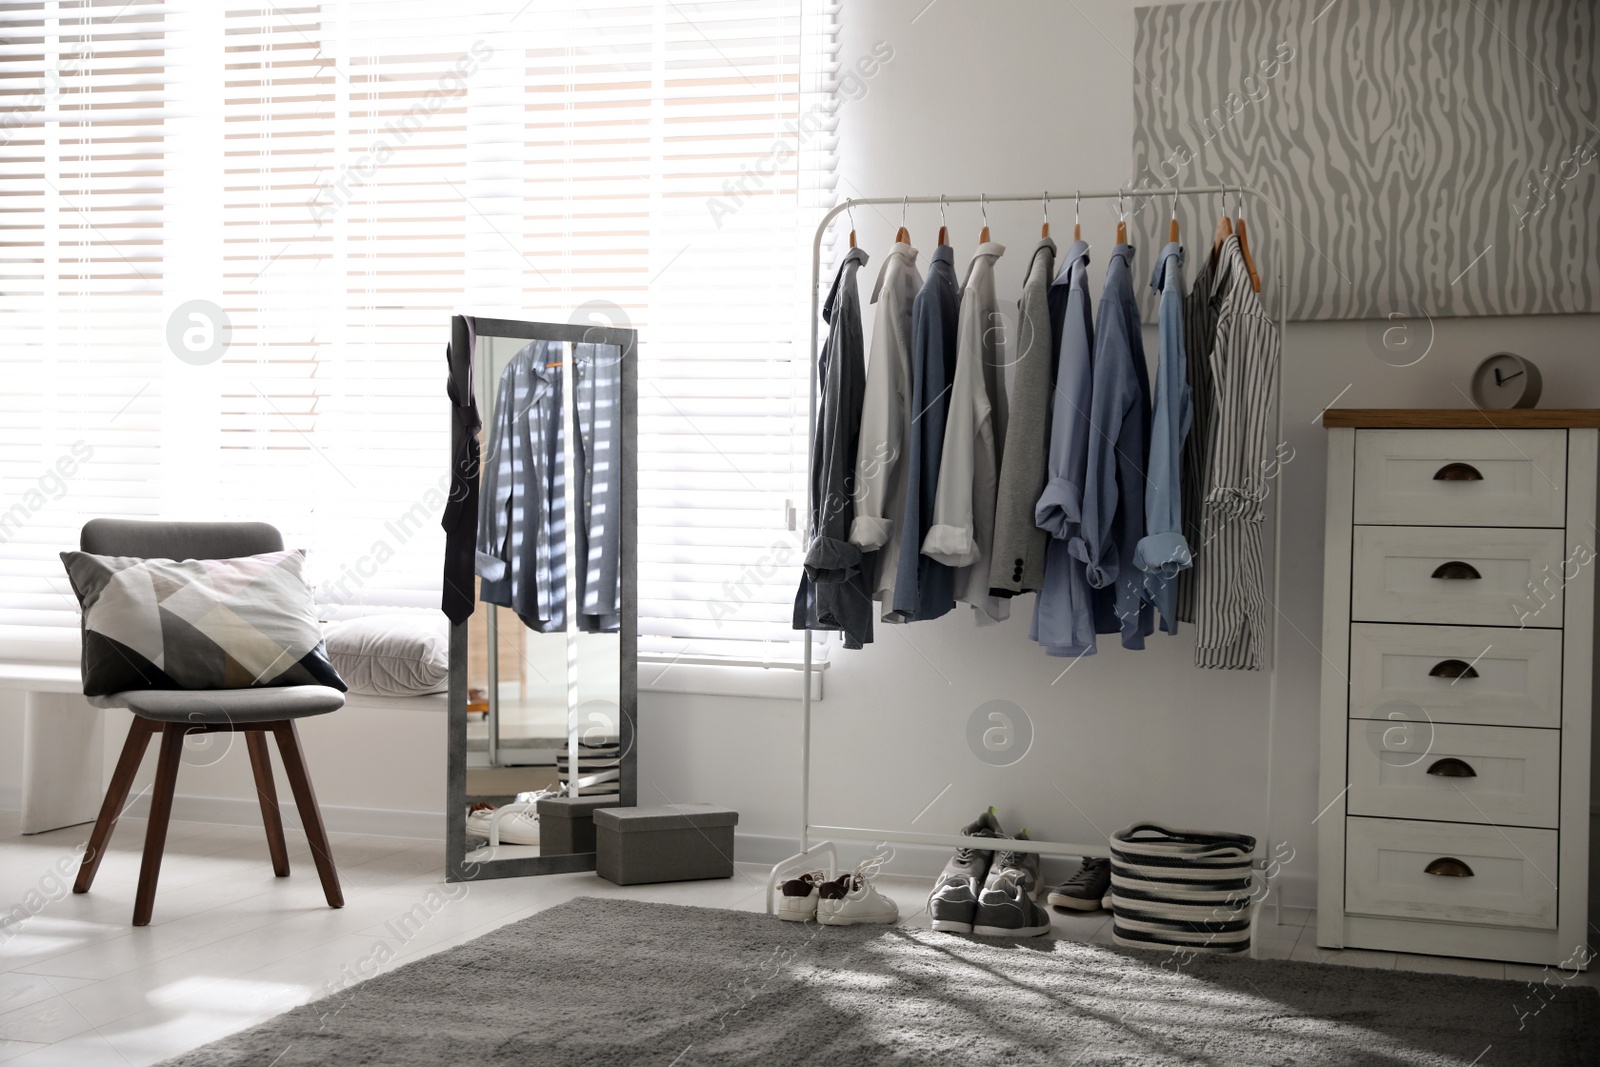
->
[923,241,1009,622]
[849,241,922,616]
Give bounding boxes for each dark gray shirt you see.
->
[794,246,874,648]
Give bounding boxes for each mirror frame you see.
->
[445,315,637,882]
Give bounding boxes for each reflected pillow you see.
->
[60,548,347,696]
[322,613,449,697]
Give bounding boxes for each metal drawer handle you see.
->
[1431,561,1482,580]
[1433,462,1484,481]
[1428,659,1479,679]
[1424,857,1475,878]
[1426,757,1477,778]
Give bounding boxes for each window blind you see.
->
[0,0,836,668]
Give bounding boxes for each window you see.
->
[0,0,838,671]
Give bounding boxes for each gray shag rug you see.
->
[160,896,1598,1066]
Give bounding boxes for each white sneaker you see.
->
[776,870,826,922]
[817,855,899,927]
[465,803,496,839]
[469,789,561,847]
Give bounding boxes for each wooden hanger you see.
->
[1115,189,1127,244]
[978,192,990,244]
[1168,188,1179,243]
[1073,190,1081,242]
[894,195,909,245]
[847,201,856,248]
[937,194,948,247]
[1235,187,1262,292]
[1210,186,1234,273]
[1040,192,1050,239]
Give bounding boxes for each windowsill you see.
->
[638,659,824,700]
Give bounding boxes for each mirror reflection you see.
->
[450,320,632,876]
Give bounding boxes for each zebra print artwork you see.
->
[1131,0,1598,321]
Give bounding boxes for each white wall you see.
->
[638,0,1600,905]
[3,3,1595,909]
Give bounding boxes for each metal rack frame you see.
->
[766,185,1294,937]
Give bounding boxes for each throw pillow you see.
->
[60,548,347,696]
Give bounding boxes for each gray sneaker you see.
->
[1046,857,1111,912]
[928,808,1004,933]
[973,830,1052,937]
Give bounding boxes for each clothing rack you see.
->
[766,184,1295,937]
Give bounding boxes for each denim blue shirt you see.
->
[1031,240,1100,658]
[478,341,565,633]
[1081,243,1154,650]
[890,245,958,621]
[1135,241,1193,633]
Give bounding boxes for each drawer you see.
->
[1351,526,1566,628]
[1354,429,1567,527]
[1345,817,1557,930]
[1347,721,1560,827]
[1349,623,1562,729]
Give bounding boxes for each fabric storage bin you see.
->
[1109,823,1257,955]
[536,795,620,856]
[594,804,738,885]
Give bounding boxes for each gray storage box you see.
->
[594,804,739,885]
[536,795,620,856]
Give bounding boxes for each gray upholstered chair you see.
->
[71,519,345,925]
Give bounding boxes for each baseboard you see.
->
[118,791,445,841]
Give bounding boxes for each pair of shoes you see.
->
[464,788,560,845]
[974,831,1051,937]
[928,809,1052,937]
[777,854,900,926]
[1046,857,1112,912]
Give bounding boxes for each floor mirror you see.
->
[444,314,637,882]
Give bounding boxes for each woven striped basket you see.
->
[1109,823,1258,955]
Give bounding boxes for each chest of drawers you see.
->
[1317,413,1598,966]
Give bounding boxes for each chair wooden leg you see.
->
[75,717,160,894]
[132,723,187,927]
[271,720,343,909]
[246,731,291,877]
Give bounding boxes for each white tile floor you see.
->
[0,813,1593,1066]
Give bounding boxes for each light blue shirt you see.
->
[1081,244,1154,650]
[1136,241,1194,633]
[1031,240,1098,658]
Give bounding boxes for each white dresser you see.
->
[1317,410,1597,966]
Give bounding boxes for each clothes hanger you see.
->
[1210,185,1234,273]
[937,193,948,247]
[1041,192,1050,239]
[1115,188,1127,244]
[1074,190,1081,242]
[978,192,990,244]
[1234,184,1262,292]
[894,195,910,245]
[1169,188,1179,243]
[847,201,857,249]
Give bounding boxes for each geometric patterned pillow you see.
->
[59,548,347,696]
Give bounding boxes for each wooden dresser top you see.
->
[1322,409,1600,429]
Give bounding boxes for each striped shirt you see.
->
[1193,235,1280,671]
